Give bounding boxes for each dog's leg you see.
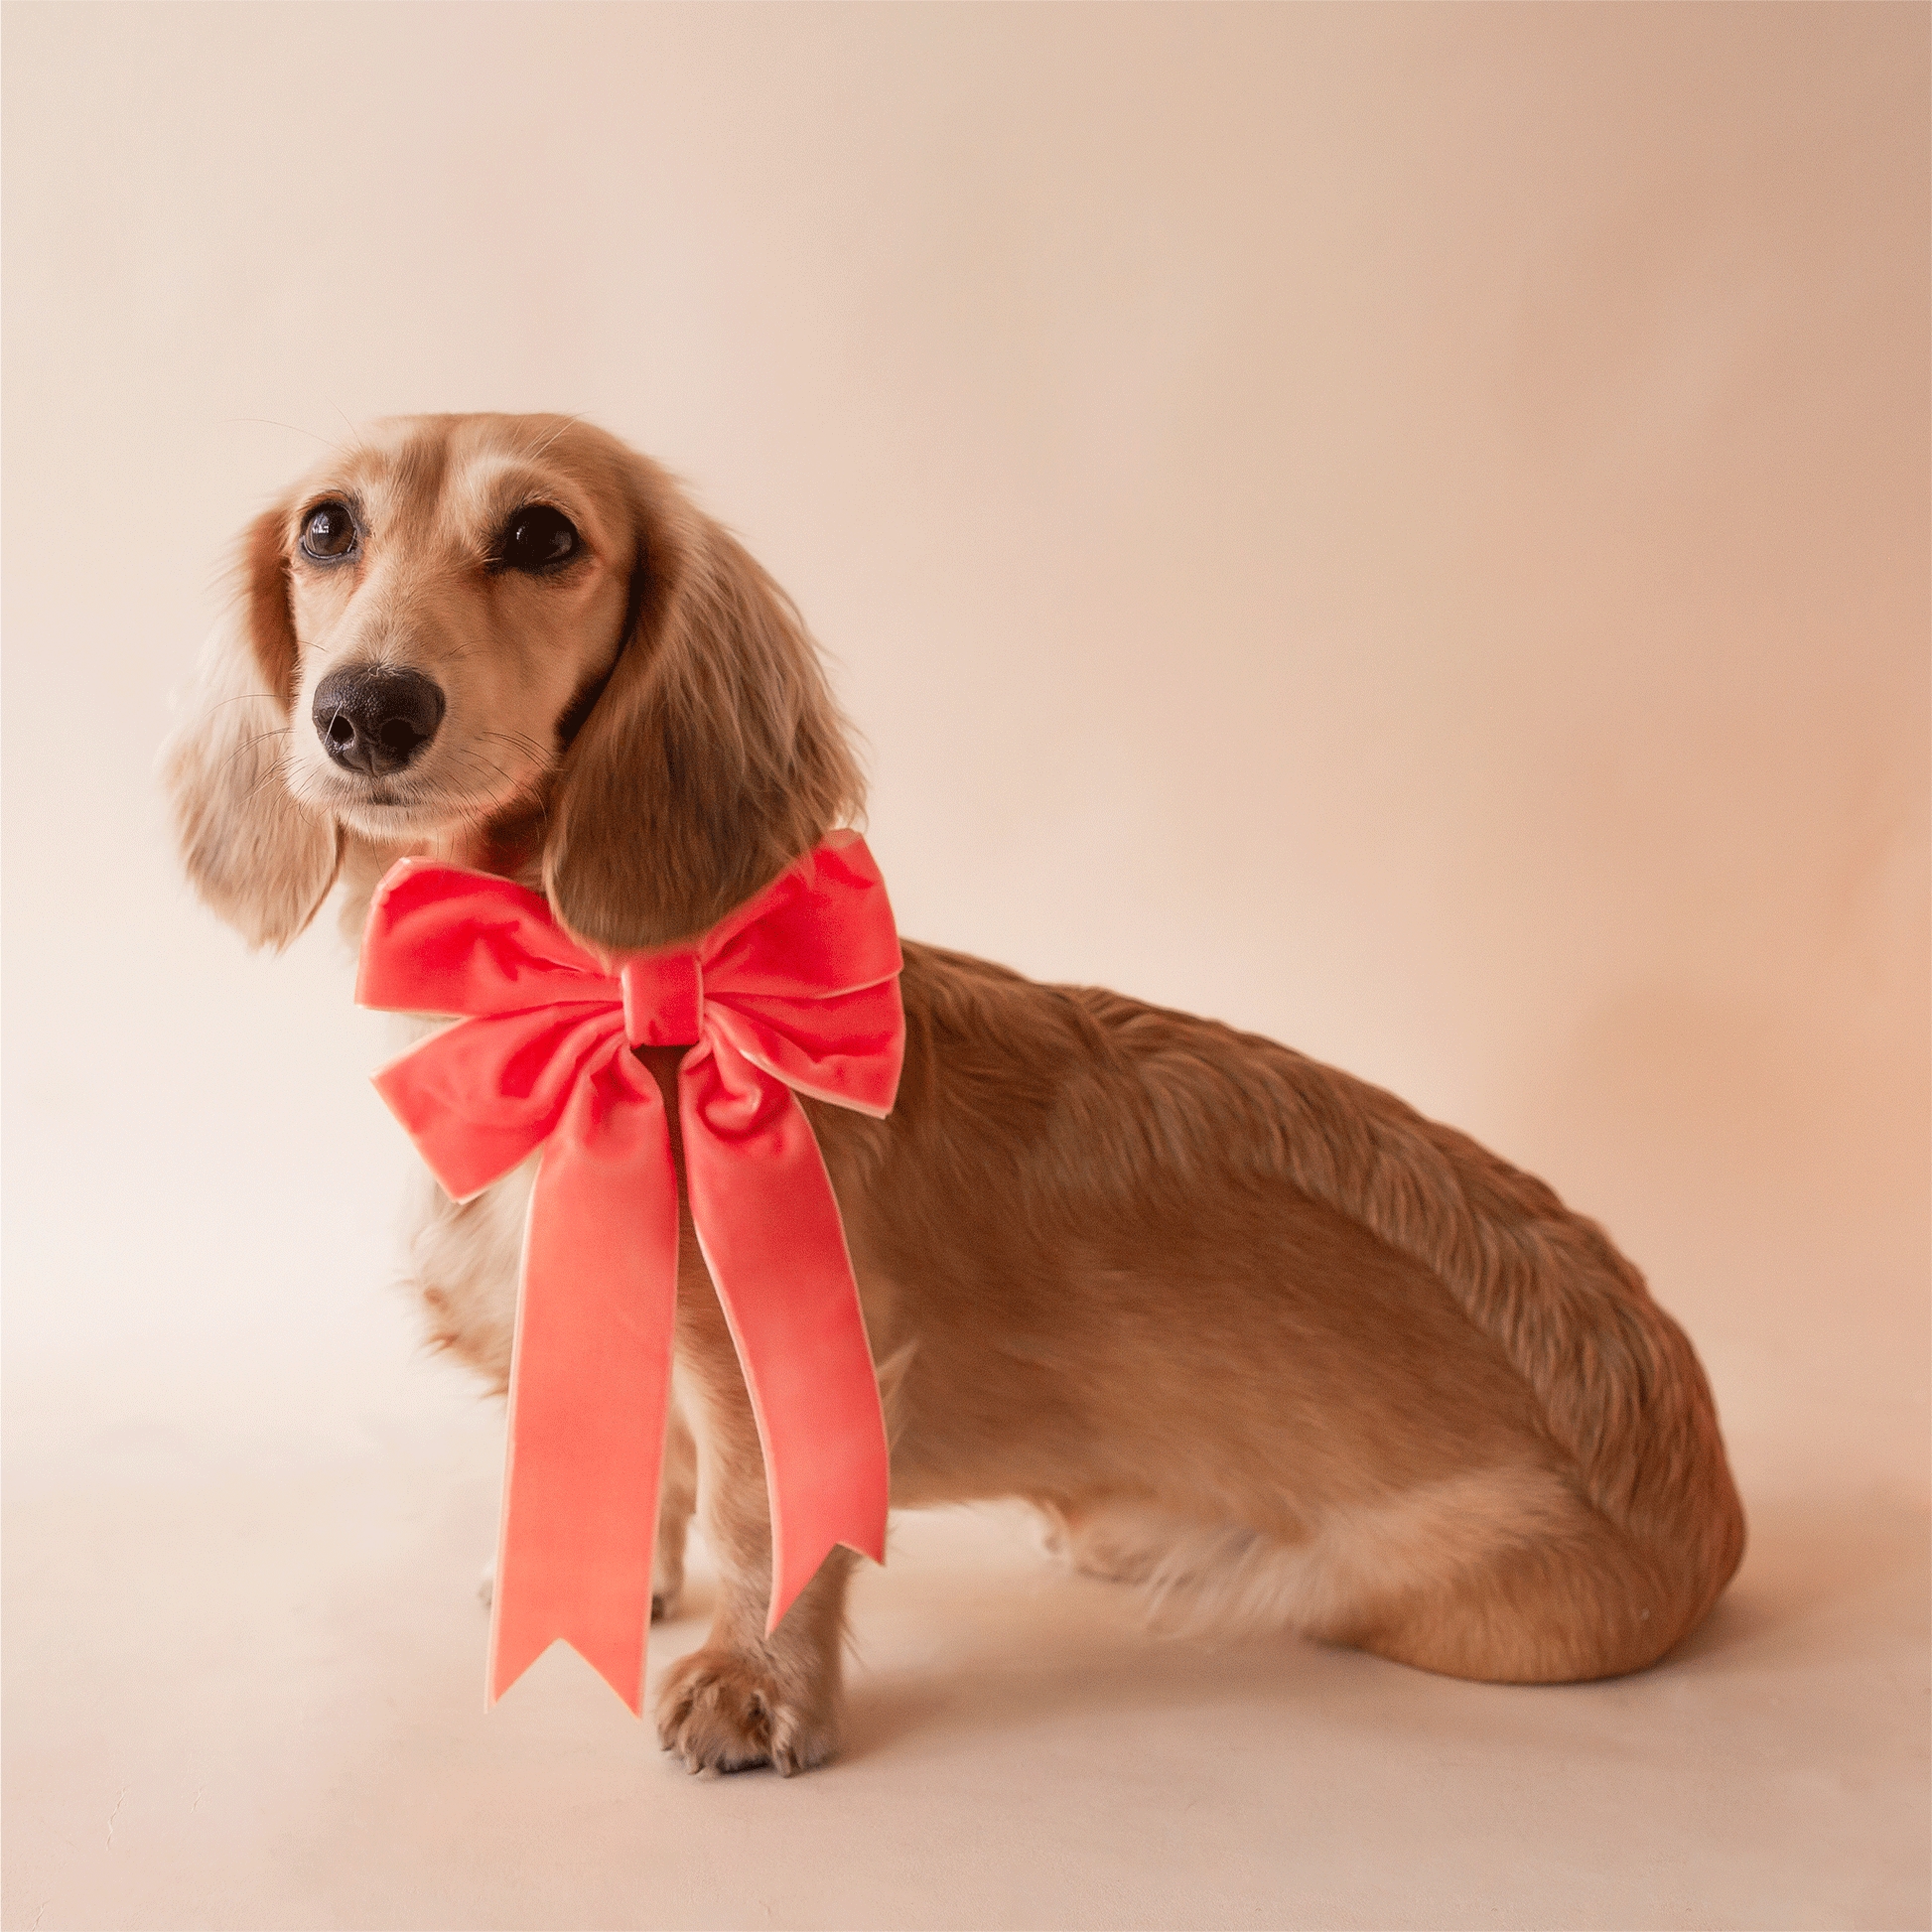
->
[409,1160,529,1390]
[1040,1496,1206,1584]
[654,1276,853,1775]
[1344,1485,1723,1683]
[654,1544,854,1777]
[651,1399,698,1621]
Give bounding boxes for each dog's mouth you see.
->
[297,753,542,846]
[332,785,478,834]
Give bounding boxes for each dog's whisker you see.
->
[458,748,521,795]
[197,691,284,719]
[481,729,550,761]
[524,412,584,465]
[220,417,346,457]
[242,752,297,806]
[325,400,368,463]
[218,725,292,775]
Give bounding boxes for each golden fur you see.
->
[165,413,1745,1775]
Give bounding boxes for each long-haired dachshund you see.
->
[166,413,1744,1775]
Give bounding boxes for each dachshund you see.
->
[165,412,1744,1775]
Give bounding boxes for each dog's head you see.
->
[166,413,861,952]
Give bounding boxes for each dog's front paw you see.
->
[654,1648,838,1778]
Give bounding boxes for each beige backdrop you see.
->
[5,6,1927,1929]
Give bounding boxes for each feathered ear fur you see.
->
[544,457,864,951]
[164,506,343,949]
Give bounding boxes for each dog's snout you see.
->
[312,665,445,776]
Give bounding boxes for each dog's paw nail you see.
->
[652,1648,838,1778]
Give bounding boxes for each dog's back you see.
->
[818,939,1745,1683]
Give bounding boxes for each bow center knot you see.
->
[621,951,705,1047]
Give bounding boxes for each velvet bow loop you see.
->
[354,861,636,1203]
[356,859,622,1019]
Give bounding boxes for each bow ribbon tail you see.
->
[679,1045,891,1634]
[487,1043,680,1715]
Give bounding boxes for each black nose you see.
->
[312,666,445,776]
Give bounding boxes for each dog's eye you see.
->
[499,505,580,573]
[299,501,357,560]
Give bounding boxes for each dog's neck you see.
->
[335,798,550,955]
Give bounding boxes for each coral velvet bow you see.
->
[355,834,903,1714]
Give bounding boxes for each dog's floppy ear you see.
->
[544,460,864,951]
[164,505,343,949]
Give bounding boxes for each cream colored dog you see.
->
[167,413,1745,1775]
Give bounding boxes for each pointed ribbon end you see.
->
[489,1631,645,1718]
[763,1520,890,1639]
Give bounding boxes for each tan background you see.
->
[4,5,1926,1928]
